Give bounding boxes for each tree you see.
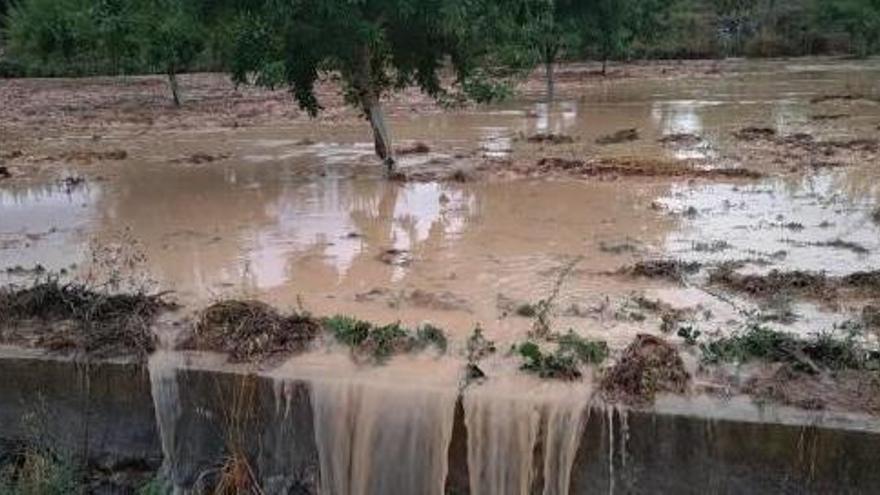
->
[503,0,588,101]
[225,0,504,171]
[4,0,203,103]
[139,0,204,106]
[815,0,880,57]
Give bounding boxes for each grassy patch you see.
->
[0,277,173,360]
[700,324,880,372]
[188,300,320,362]
[324,315,448,363]
[0,444,78,495]
[515,331,608,381]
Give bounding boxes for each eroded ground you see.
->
[2,57,880,414]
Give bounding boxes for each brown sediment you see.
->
[601,334,690,405]
[745,365,880,415]
[709,265,880,301]
[810,94,880,104]
[41,149,129,163]
[658,133,703,146]
[396,141,431,155]
[618,259,702,282]
[518,156,763,180]
[733,127,776,141]
[810,113,849,121]
[184,300,321,362]
[526,133,574,145]
[595,128,639,145]
[170,152,231,164]
[0,281,172,360]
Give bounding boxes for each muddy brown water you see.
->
[2,58,880,494]
[3,59,879,349]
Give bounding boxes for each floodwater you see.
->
[3,58,880,494]
[3,59,879,350]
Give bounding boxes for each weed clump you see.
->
[601,334,689,404]
[464,326,496,383]
[526,133,574,144]
[324,315,447,363]
[620,259,701,283]
[188,300,320,362]
[0,278,172,360]
[596,128,639,145]
[710,265,880,301]
[0,444,78,495]
[515,331,608,381]
[700,324,880,372]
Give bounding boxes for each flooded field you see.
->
[3,59,879,347]
[2,58,880,493]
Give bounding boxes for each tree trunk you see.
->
[167,70,181,107]
[352,45,395,173]
[602,57,608,76]
[364,96,395,172]
[545,60,555,102]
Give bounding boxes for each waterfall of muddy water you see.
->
[147,350,184,480]
[464,382,588,495]
[276,352,462,495]
[309,378,457,495]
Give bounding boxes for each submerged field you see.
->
[2,57,880,493]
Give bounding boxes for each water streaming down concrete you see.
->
[4,351,880,493]
[309,378,457,495]
[463,384,589,495]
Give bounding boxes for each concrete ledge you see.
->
[2,350,880,494]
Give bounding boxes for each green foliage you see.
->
[515,331,608,380]
[324,315,447,363]
[553,330,609,364]
[415,323,448,353]
[0,446,78,495]
[815,0,880,57]
[223,0,497,118]
[700,323,880,372]
[516,341,581,380]
[324,315,372,347]
[137,477,171,495]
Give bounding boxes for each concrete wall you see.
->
[2,353,880,494]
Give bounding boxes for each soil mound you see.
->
[602,334,689,404]
[187,300,321,362]
[0,280,172,360]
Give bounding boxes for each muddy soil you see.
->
[2,57,880,415]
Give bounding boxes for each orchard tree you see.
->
[139,0,204,106]
[815,0,880,57]
[225,0,506,171]
[509,0,589,101]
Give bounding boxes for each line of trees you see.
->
[1,0,878,168]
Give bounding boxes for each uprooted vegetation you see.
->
[0,278,173,360]
[618,259,701,283]
[464,326,497,384]
[601,334,690,405]
[515,331,608,381]
[521,156,764,180]
[185,300,321,362]
[700,324,880,372]
[699,324,880,413]
[324,315,447,364]
[709,264,880,302]
[525,133,574,145]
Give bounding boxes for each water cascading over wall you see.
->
[463,389,588,495]
[309,378,458,495]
